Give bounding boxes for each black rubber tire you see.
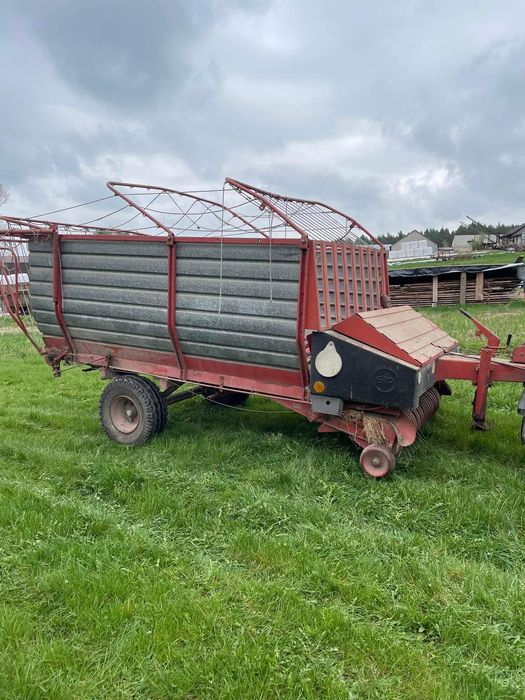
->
[140,376,168,433]
[521,416,525,445]
[206,391,249,407]
[99,376,162,446]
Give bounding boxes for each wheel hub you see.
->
[110,396,140,434]
[360,444,396,478]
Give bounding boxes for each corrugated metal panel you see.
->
[28,239,302,370]
[175,243,301,368]
[29,238,172,356]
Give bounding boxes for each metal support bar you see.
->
[296,244,312,394]
[51,228,75,356]
[164,386,210,405]
[166,236,186,379]
[0,248,43,353]
[436,310,525,431]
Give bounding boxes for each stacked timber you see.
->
[389,264,524,307]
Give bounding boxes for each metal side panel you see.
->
[28,237,171,353]
[31,251,168,275]
[176,243,301,262]
[39,324,175,353]
[176,276,298,301]
[176,259,300,281]
[177,311,296,337]
[174,242,301,369]
[32,283,168,308]
[61,240,167,258]
[180,341,298,369]
[29,238,302,370]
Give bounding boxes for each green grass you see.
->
[0,303,525,699]
[389,251,521,269]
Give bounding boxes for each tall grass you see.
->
[0,303,524,698]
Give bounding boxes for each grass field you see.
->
[388,251,521,269]
[1,303,524,699]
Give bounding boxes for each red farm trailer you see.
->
[1,178,524,478]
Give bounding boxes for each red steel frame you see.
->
[435,309,525,430]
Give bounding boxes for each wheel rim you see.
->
[110,395,140,434]
[360,444,395,478]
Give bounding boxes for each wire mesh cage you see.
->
[0,178,382,246]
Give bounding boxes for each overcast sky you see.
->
[1,0,525,234]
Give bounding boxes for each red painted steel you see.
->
[0,246,42,353]
[274,388,440,451]
[226,177,385,247]
[43,336,306,401]
[166,236,186,378]
[319,242,332,327]
[107,181,271,240]
[332,244,342,323]
[333,306,457,367]
[435,310,525,430]
[341,245,351,317]
[0,216,142,238]
[435,354,525,383]
[372,250,380,308]
[51,228,75,355]
[512,345,525,364]
[366,248,373,309]
[296,244,311,393]
[349,246,359,315]
[358,246,367,311]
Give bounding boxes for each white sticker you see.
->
[314,341,343,378]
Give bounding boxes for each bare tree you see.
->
[0,184,8,207]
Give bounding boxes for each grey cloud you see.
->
[1,0,525,232]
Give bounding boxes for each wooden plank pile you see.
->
[389,267,524,307]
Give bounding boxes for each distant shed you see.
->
[389,230,437,261]
[451,234,474,252]
[498,223,525,249]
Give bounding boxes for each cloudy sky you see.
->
[1,0,525,234]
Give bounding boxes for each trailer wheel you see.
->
[360,444,396,479]
[139,376,168,433]
[99,376,162,445]
[521,417,525,445]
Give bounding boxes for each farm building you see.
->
[452,234,474,252]
[389,230,437,261]
[498,223,525,249]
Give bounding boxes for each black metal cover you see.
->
[309,331,436,410]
